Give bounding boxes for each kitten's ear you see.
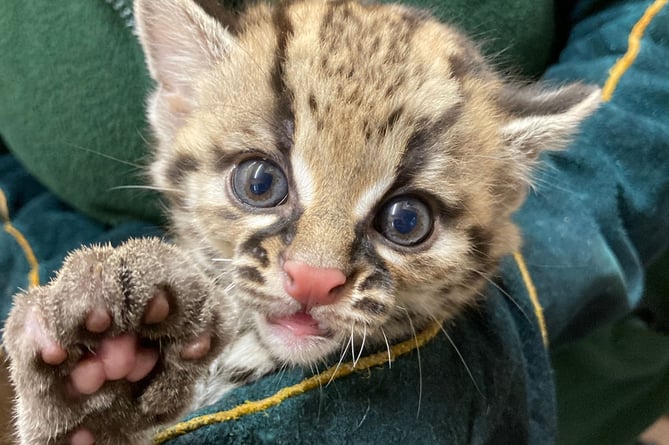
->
[134,0,234,128]
[500,83,601,158]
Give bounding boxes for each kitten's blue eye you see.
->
[375,196,433,246]
[232,158,288,208]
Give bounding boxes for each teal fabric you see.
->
[514,0,669,344]
[531,2,669,443]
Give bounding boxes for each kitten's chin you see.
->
[255,312,338,366]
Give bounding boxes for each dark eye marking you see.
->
[270,2,295,158]
[237,212,300,273]
[240,237,270,268]
[358,270,393,293]
[236,266,265,285]
[213,147,243,173]
[394,104,463,189]
[353,297,387,316]
[232,158,289,208]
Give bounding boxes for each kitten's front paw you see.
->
[2,238,227,445]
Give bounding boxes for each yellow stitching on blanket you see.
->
[513,251,548,346]
[602,0,668,101]
[0,189,39,287]
[153,321,442,444]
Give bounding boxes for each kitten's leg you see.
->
[2,238,228,445]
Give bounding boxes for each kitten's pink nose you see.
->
[283,260,346,307]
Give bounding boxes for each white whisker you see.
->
[109,184,181,193]
[354,399,372,430]
[275,363,288,385]
[350,323,357,365]
[327,334,353,386]
[471,270,531,324]
[380,327,392,369]
[63,142,145,169]
[311,361,325,418]
[224,282,236,293]
[434,318,484,399]
[353,324,367,367]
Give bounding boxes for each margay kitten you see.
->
[2,0,600,443]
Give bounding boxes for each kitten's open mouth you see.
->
[266,311,329,338]
[258,311,337,365]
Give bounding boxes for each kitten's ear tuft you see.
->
[134,0,233,103]
[500,83,601,158]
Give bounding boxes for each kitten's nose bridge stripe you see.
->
[0,188,40,288]
[152,320,443,444]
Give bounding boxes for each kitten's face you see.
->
[136,0,599,365]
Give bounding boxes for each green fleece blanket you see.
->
[2,0,669,444]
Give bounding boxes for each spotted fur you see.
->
[136,0,600,405]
